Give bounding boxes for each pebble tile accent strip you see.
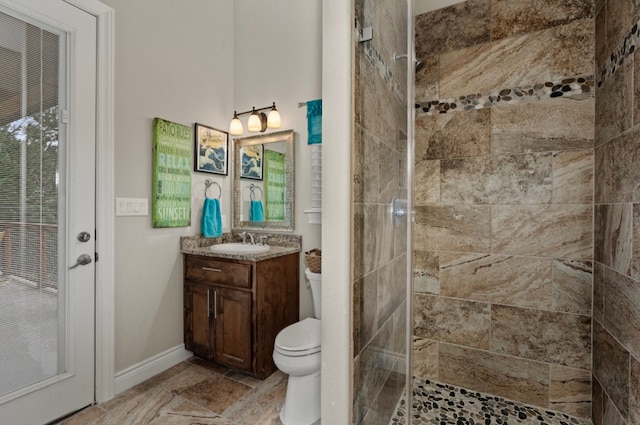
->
[416,75,595,116]
[390,377,592,425]
[597,19,640,88]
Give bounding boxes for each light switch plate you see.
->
[116,197,148,216]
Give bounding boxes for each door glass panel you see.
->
[0,9,64,397]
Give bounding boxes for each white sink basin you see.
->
[210,243,270,254]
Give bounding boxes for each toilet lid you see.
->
[275,317,321,352]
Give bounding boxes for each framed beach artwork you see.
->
[239,144,263,180]
[194,123,228,175]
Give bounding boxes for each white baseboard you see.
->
[114,345,192,395]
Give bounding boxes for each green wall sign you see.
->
[264,149,285,221]
[152,118,192,228]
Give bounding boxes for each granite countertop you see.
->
[180,233,301,262]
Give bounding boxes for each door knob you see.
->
[77,231,91,242]
[69,254,92,269]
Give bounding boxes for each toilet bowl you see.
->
[273,268,322,425]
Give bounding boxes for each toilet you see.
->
[273,268,322,425]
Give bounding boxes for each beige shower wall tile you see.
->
[415,0,491,58]
[360,0,407,96]
[358,271,379,351]
[353,277,363,355]
[593,320,630,418]
[635,48,640,127]
[414,159,440,206]
[440,153,552,205]
[377,258,406,331]
[491,205,592,259]
[594,143,606,203]
[353,127,379,204]
[413,250,439,294]
[414,293,491,349]
[440,252,552,309]
[553,19,595,78]
[595,59,632,145]
[549,365,592,418]
[602,393,627,425]
[631,356,640,425]
[415,205,491,252]
[491,0,593,40]
[440,30,553,99]
[592,377,604,425]
[439,343,549,407]
[595,3,606,70]
[491,97,594,155]
[604,266,640,360]
[552,259,592,315]
[594,204,633,275]
[491,305,591,369]
[416,109,491,160]
[552,150,594,204]
[607,126,640,203]
[593,262,605,323]
[634,204,640,281]
[378,136,400,204]
[415,55,439,102]
[358,55,399,147]
[412,337,438,380]
[605,0,640,63]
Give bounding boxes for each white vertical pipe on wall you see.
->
[322,0,352,423]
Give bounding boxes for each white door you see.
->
[0,0,97,423]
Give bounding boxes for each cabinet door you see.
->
[185,283,214,359]
[214,287,252,371]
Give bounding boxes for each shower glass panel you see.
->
[352,0,412,423]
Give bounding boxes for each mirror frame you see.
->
[232,129,295,232]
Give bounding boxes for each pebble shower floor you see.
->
[391,377,592,425]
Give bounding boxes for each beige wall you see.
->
[102,0,234,373]
[413,0,595,418]
[102,0,321,377]
[592,0,640,423]
[233,0,322,320]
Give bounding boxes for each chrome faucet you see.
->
[239,231,247,244]
[257,235,267,246]
[247,233,255,245]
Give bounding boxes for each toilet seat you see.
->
[274,317,321,357]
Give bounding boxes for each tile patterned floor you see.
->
[391,377,592,425]
[54,358,288,425]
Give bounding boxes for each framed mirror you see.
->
[232,129,294,232]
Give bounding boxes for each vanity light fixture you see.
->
[229,102,281,135]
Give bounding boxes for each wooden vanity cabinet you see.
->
[183,252,299,379]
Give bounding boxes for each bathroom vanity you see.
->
[181,236,300,379]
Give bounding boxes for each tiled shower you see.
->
[349,0,640,423]
[407,0,640,424]
[412,0,594,420]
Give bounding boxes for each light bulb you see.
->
[229,113,243,135]
[247,110,262,132]
[267,107,281,128]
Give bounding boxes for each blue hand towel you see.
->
[306,99,322,145]
[250,200,264,222]
[201,198,222,237]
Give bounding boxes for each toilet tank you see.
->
[305,268,322,319]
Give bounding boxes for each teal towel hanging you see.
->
[306,99,322,145]
[201,198,222,237]
[250,200,265,222]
